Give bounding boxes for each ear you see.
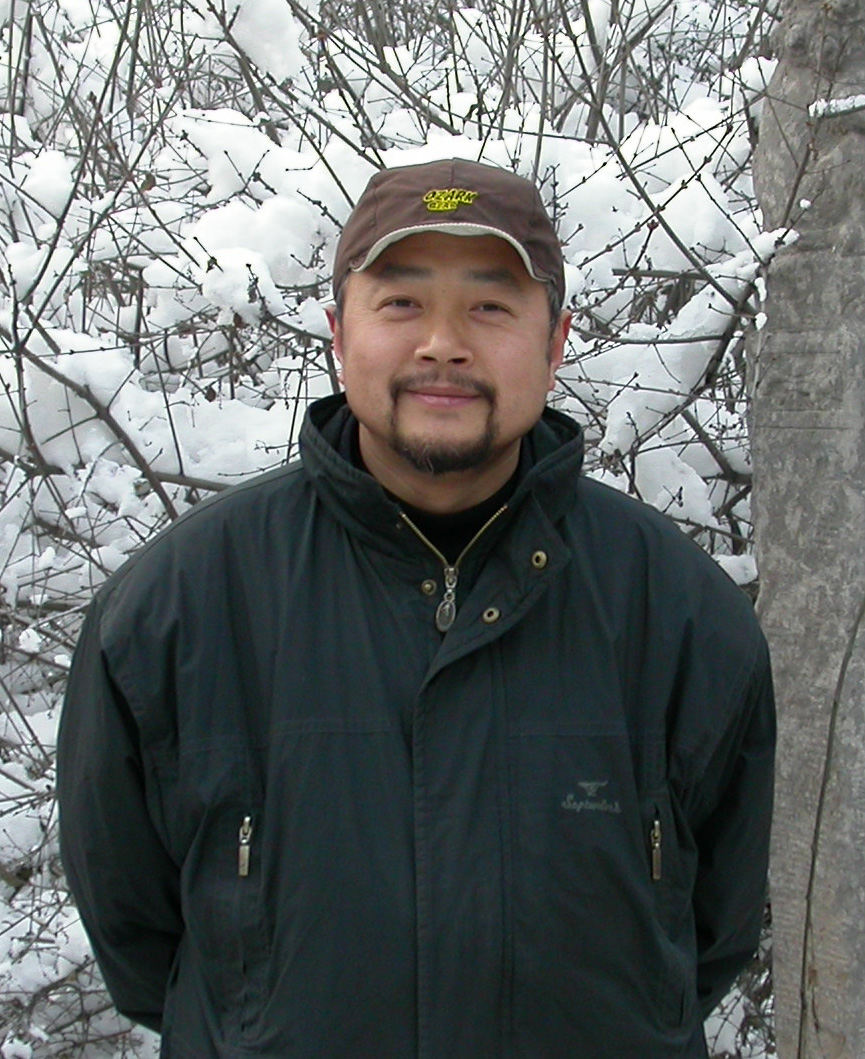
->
[326,306,344,368]
[547,310,571,387]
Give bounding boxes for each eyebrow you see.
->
[373,262,523,289]
[373,263,432,281]
[464,267,522,289]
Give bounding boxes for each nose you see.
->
[414,313,473,366]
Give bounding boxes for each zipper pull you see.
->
[435,566,458,633]
[400,505,508,634]
[238,815,253,877]
[650,816,662,881]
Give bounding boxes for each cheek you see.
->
[513,353,556,393]
[341,357,396,418]
[496,359,554,420]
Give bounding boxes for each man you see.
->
[57,158,775,1058]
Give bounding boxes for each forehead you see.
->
[361,231,536,285]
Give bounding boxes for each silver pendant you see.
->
[436,598,456,632]
[435,567,459,632]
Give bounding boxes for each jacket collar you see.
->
[299,393,585,557]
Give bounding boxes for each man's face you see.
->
[329,232,569,496]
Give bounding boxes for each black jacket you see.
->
[57,394,775,1058]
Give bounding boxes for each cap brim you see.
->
[350,223,547,285]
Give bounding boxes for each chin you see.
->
[391,430,497,476]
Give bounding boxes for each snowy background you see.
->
[0,0,783,1053]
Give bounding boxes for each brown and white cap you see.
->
[332,158,565,302]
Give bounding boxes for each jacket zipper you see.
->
[650,814,662,881]
[399,504,509,632]
[238,815,253,877]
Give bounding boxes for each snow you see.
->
[19,151,74,218]
[715,553,758,585]
[594,231,790,458]
[809,93,865,119]
[2,1040,33,1059]
[737,56,776,99]
[196,247,290,324]
[3,242,79,303]
[192,0,306,82]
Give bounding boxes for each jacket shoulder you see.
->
[573,475,755,612]
[95,458,310,622]
[568,474,770,766]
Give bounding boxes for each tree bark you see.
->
[751,2,865,1055]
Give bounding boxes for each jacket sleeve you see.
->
[57,596,183,1032]
[686,640,775,1018]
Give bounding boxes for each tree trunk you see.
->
[751,2,865,1055]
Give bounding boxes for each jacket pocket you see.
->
[641,788,698,1030]
[181,801,272,1042]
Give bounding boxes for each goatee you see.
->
[388,372,497,476]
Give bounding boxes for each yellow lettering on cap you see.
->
[423,188,479,213]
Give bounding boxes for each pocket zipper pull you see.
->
[650,816,662,881]
[238,815,253,877]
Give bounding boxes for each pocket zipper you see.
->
[650,814,662,881]
[238,815,253,877]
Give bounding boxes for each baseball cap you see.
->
[332,158,565,302]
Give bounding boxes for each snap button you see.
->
[531,550,548,570]
[482,606,501,624]
[421,579,437,596]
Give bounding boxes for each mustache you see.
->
[389,371,496,405]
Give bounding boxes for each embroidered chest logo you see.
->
[423,187,479,213]
[562,781,622,814]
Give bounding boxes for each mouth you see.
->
[393,374,495,410]
[404,387,482,408]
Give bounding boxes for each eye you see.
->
[381,296,418,311]
[474,301,510,314]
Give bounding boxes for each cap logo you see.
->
[423,187,479,213]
